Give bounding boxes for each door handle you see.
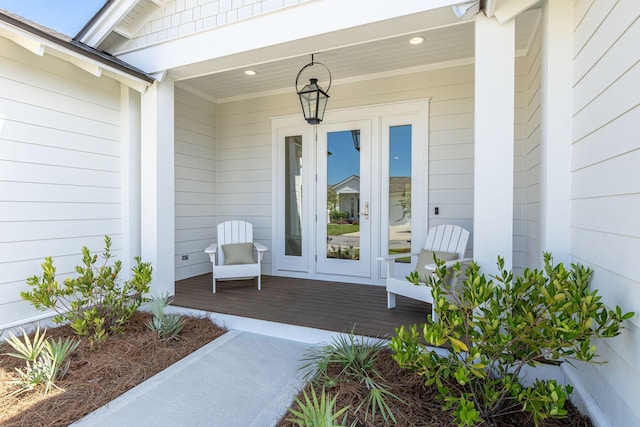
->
[363,202,369,220]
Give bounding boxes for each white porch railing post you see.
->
[141,79,175,296]
[473,14,515,273]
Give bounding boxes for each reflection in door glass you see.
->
[327,130,360,260]
[389,125,412,262]
[285,136,302,256]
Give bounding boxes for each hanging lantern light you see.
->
[351,130,361,151]
[295,54,332,125]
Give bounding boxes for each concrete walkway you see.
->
[73,329,312,427]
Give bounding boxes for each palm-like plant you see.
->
[4,327,79,395]
[299,331,402,425]
[287,386,350,427]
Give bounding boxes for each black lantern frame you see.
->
[295,54,332,125]
[351,130,361,151]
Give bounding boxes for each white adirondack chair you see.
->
[379,224,471,319]
[204,220,268,293]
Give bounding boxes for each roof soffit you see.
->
[115,0,465,78]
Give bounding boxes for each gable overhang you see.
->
[0,11,154,92]
[77,0,171,47]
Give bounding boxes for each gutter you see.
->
[0,8,154,84]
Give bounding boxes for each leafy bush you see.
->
[145,293,185,340]
[4,326,79,395]
[287,386,351,427]
[391,253,634,426]
[329,211,348,223]
[21,236,153,347]
[300,331,402,425]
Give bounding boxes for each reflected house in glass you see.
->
[329,175,360,222]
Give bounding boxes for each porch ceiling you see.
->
[176,7,540,103]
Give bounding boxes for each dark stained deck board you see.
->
[172,274,430,339]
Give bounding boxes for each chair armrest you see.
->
[378,253,418,278]
[254,242,268,263]
[423,257,473,272]
[204,243,217,264]
[377,253,419,262]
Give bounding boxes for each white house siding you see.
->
[524,19,542,268]
[0,38,124,328]
[215,95,278,274]
[569,1,640,426]
[174,88,217,280]
[214,63,528,274]
[103,0,313,53]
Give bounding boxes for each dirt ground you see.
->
[0,312,225,426]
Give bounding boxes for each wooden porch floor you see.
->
[172,274,430,338]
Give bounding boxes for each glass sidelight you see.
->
[284,136,303,257]
[388,125,412,262]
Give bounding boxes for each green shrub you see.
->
[21,236,153,348]
[300,331,401,425]
[145,293,185,340]
[4,326,79,395]
[329,211,348,223]
[391,253,634,426]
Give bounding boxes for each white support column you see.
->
[141,79,175,296]
[473,14,515,273]
[120,85,141,275]
[539,0,571,266]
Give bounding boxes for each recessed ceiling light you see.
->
[244,70,256,76]
[409,36,424,45]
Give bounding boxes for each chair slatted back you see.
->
[423,224,469,259]
[217,220,254,265]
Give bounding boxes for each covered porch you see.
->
[122,0,573,299]
[172,275,429,338]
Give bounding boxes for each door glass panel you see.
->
[327,130,360,260]
[388,125,412,262]
[285,136,303,256]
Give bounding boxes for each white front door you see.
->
[316,120,372,278]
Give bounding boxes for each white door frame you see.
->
[272,99,430,284]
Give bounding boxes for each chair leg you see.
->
[212,275,216,294]
[257,274,261,291]
[387,292,396,309]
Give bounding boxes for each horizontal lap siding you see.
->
[174,89,217,280]
[426,66,475,245]
[215,95,281,272]
[0,38,123,328]
[570,1,640,425]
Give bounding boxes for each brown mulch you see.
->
[0,312,225,426]
[1,314,594,427]
[278,350,593,427]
